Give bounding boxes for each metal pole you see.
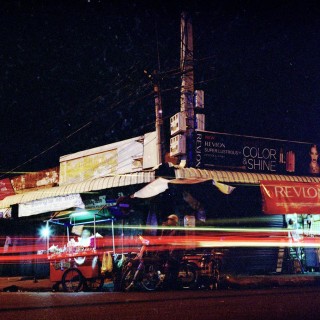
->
[111,219,115,254]
[94,211,96,250]
[46,220,50,252]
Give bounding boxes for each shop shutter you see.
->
[223,215,284,275]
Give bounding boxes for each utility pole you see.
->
[152,70,165,166]
[180,11,195,167]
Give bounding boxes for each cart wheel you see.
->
[86,276,105,292]
[62,268,84,292]
[178,263,198,290]
[52,282,60,292]
[140,264,159,291]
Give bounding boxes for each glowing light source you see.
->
[39,225,51,238]
[70,211,90,218]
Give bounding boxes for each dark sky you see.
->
[1,0,320,176]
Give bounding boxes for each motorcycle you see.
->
[120,235,197,291]
[181,250,223,290]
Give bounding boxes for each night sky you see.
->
[1,0,320,176]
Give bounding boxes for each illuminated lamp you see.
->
[70,210,91,218]
[39,225,51,238]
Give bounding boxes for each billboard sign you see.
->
[194,131,319,176]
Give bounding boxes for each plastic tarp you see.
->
[133,177,235,198]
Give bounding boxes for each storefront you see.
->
[0,170,156,277]
[165,130,320,275]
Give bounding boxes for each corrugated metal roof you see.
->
[0,171,155,209]
[174,168,320,184]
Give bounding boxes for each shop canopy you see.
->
[174,168,320,185]
[0,171,155,209]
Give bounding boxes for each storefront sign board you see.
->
[260,180,320,214]
[194,131,319,176]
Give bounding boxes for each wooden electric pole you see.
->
[180,11,195,167]
[152,70,165,166]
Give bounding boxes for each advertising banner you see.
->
[19,194,85,217]
[11,167,59,193]
[59,135,146,185]
[194,131,319,176]
[260,181,320,214]
[59,149,118,185]
[0,178,15,200]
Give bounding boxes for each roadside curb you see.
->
[224,273,320,289]
[1,274,320,292]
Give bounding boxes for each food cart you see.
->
[45,207,116,292]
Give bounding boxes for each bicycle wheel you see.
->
[178,263,198,289]
[120,266,136,291]
[140,264,160,291]
[62,268,84,292]
[86,276,105,292]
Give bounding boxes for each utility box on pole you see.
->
[170,134,186,157]
[170,112,186,135]
[195,114,205,131]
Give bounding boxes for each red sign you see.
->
[260,180,320,214]
[11,167,59,192]
[0,178,15,200]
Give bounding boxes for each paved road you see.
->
[1,286,320,320]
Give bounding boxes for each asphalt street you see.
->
[1,287,320,320]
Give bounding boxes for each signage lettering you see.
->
[274,186,320,199]
[243,146,277,172]
[195,133,202,168]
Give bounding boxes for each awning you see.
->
[174,168,320,184]
[0,171,155,209]
[133,177,235,198]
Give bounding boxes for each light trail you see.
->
[0,218,316,266]
[1,231,320,265]
[77,223,297,234]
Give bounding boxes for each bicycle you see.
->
[120,235,197,291]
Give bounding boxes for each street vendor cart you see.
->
[45,207,116,292]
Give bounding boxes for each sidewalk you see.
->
[0,276,53,292]
[224,272,320,289]
[1,273,320,292]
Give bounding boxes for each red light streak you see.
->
[1,230,319,265]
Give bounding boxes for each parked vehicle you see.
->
[181,249,223,290]
[120,235,197,291]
